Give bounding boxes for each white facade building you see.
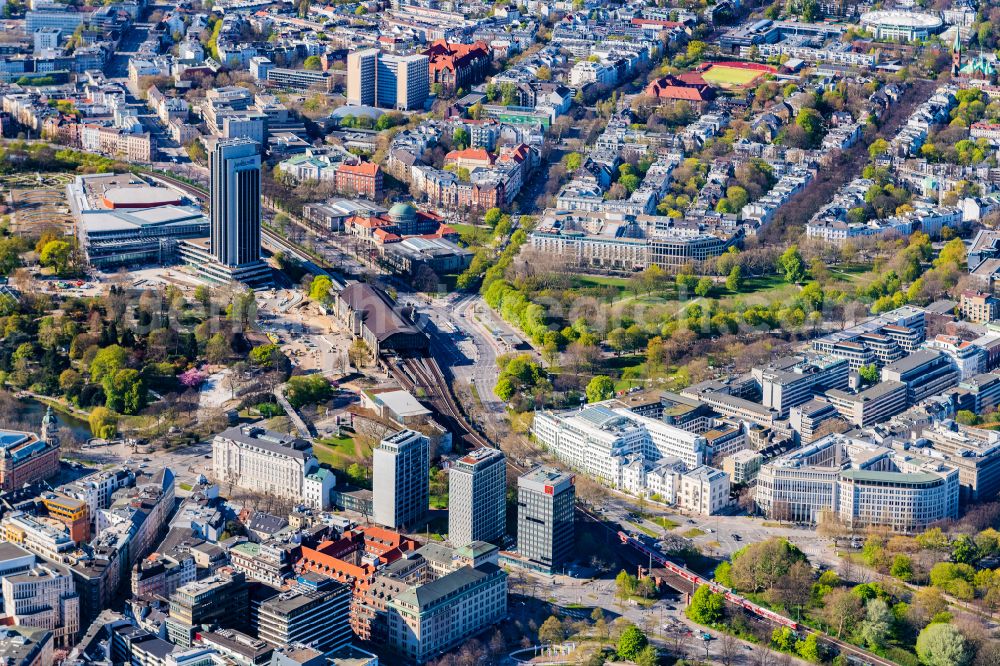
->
[211,425,317,502]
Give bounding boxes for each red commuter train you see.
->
[617,531,799,630]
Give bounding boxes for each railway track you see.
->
[396,356,494,451]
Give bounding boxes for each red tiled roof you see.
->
[338,162,380,177]
[445,147,494,164]
[423,39,491,73]
[644,74,714,101]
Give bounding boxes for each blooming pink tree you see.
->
[179,368,206,388]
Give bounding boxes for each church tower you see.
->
[41,405,59,449]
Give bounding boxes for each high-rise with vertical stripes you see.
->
[211,137,261,268]
[448,448,506,547]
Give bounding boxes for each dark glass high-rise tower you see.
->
[210,138,261,268]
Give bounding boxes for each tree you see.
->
[453,127,471,149]
[104,368,146,415]
[586,375,615,403]
[634,645,658,666]
[348,338,369,369]
[303,55,322,70]
[686,584,724,624]
[206,333,231,364]
[857,598,893,650]
[536,65,552,81]
[726,265,743,292]
[308,275,333,302]
[483,207,503,227]
[538,616,564,645]
[249,343,282,368]
[916,623,971,666]
[821,588,864,639]
[778,245,806,283]
[890,554,913,581]
[616,625,647,661]
[39,240,71,275]
[186,139,207,163]
[88,406,118,439]
[285,375,332,408]
[868,138,889,159]
[952,534,980,564]
[562,152,583,172]
[615,569,637,601]
[795,108,824,148]
[728,538,807,594]
[695,277,714,297]
[858,364,879,384]
[90,345,127,383]
[796,634,822,663]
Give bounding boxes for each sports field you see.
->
[701,64,767,88]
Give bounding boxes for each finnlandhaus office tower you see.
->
[516,467,575,573]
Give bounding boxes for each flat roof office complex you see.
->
[532,404,707,488]
[448,448,506,548]
[187,137,270,285]
[756,434,959,530]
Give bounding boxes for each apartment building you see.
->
[373,430,429,530]
[448,448,506,548]
[516,467,574,573]
[881,350,960,405]
[387,563,506,664]
[2,563,79,648]
[825,381,909,427]
[722,449,763,484]
[960,291,998,323]
[1,513,76,563]
[914,421,1000,503]
[39,494,89,544]
[812,306,926,369]
[211,426,317,502]
[0,626,52,666]
[131,553,196,601]
[79,124,155,162]
[296,526,419,639]
[958,373,1000,413]
[788,399,841,443]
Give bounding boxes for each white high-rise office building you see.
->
[347,49,429,111]
[373,430,429,530]
[448,448,506,547]
[347,48,378,107]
